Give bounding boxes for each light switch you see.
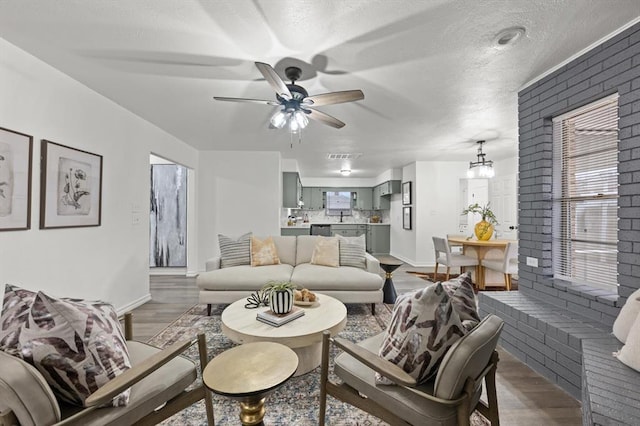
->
[526,257,538,267]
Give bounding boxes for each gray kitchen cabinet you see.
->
[372,184,390,210]
[354,187,373,210]
[367,224,390,254]
[379,180,401,196]
[302,187,324,210]
[283,172,302,208]
[331,224,367,238]
[281,227,311,237]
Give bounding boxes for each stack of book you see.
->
[257,307,305,327]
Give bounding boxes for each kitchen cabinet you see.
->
[302,187,324,210]
[281,227,311,237]
[379,180,401,196]
[283,172,302,208]
[372,184,390,210]
[331,224,367,238]
[354,187,373,210]
[367,224,390,254]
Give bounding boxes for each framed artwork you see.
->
[40,140,103,229]
[403,206,412,230]
[0,127,33,231]
[402,181,412,205]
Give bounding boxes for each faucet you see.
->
[340,211,343,223]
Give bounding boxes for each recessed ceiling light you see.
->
[493,26,526,48]
[340,169,352,176]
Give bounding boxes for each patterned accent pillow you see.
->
[17,291,131,407]
[311,237,340,267]
[377,282,466,384]
[251,236,281,266]
[0,284,37,357]
[615,311,640,372]
[613,287,640,343]
[218,232,252,268]
[441,272,480,330]
[337,235,366,269]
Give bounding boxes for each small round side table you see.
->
[379,260,403,304]
[203,341,298,425]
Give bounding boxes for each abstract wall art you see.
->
[40,140,102,229]
[150,164,187,267]
[0,127,33,231]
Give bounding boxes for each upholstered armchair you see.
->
[319,314,504,426]
[0,313,214,426]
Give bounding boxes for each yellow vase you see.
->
[475,220,494,241]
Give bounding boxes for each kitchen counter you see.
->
[280,222,388,228]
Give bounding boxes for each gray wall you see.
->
[518,23,640,321]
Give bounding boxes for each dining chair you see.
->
[433,236,479,281]
[0,312,214,426]
[481,241,518,291]
[318,314,504,425]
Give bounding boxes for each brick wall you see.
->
[518,22,640,315]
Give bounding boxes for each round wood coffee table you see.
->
[203,341,298,425]
[221,293,347,376]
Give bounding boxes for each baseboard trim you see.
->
[149,267,187,276]
[117,293,151,316]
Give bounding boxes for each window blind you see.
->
[552,95,618,289]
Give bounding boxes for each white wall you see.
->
[392,161,469,266]
[197,151,281,270]
[0,38,198,313]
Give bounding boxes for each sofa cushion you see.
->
[268,236,297,266]
[218,232,251,268]
[377,283,466,384]
[295,235,325,265]
[197,264,294,291]
[311,237,340,267]
[251,236,280,266]
[1,284,37,357]
[290,263,382,291]
[17,292,132,407]
[613,288,640,343]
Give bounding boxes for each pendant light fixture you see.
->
[467,140,495,178]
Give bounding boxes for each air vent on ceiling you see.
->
[326,153,362,160]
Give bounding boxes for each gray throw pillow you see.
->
[441,272,480,330]
[377,282,466,384]
[337,234,366,269]
[218,232,252,268]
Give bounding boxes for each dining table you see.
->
[447,236,517,290]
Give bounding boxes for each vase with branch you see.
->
[462,202,499,240]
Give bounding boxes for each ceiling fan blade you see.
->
[303,90,364,107]
[255,62,292,99]
[306,108,346,129]
[213,96,279,106]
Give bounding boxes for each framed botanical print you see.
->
[403,206,412,230]
[40,140,103,229]
[0,127,33,231]
[402,181,412,205]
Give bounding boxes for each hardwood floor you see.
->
[134,267,582,425]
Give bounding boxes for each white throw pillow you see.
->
[311,237,340,267]
[613,288,640,343]
[615,311,640,372]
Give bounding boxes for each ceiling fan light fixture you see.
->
[467,140,495,179]
[293,110,308,129]
[270,110,287,128]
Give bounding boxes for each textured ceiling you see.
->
[1,0,639,178]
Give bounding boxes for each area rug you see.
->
[148,303,490,425]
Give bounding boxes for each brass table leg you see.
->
[239,397,266,425]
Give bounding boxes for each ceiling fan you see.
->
[214,62,364,131]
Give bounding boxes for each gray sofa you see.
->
[197,235,384,314]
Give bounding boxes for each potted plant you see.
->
[262,280,297,314]
[462,202,499,241]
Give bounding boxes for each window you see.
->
[552,95,619,290]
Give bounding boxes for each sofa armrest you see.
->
[205,257,221,271]
[364,253,380,274]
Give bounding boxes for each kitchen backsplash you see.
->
[281,208,390,225]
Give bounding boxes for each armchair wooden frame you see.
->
[318,331,500,426]
[0,312,214,426]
